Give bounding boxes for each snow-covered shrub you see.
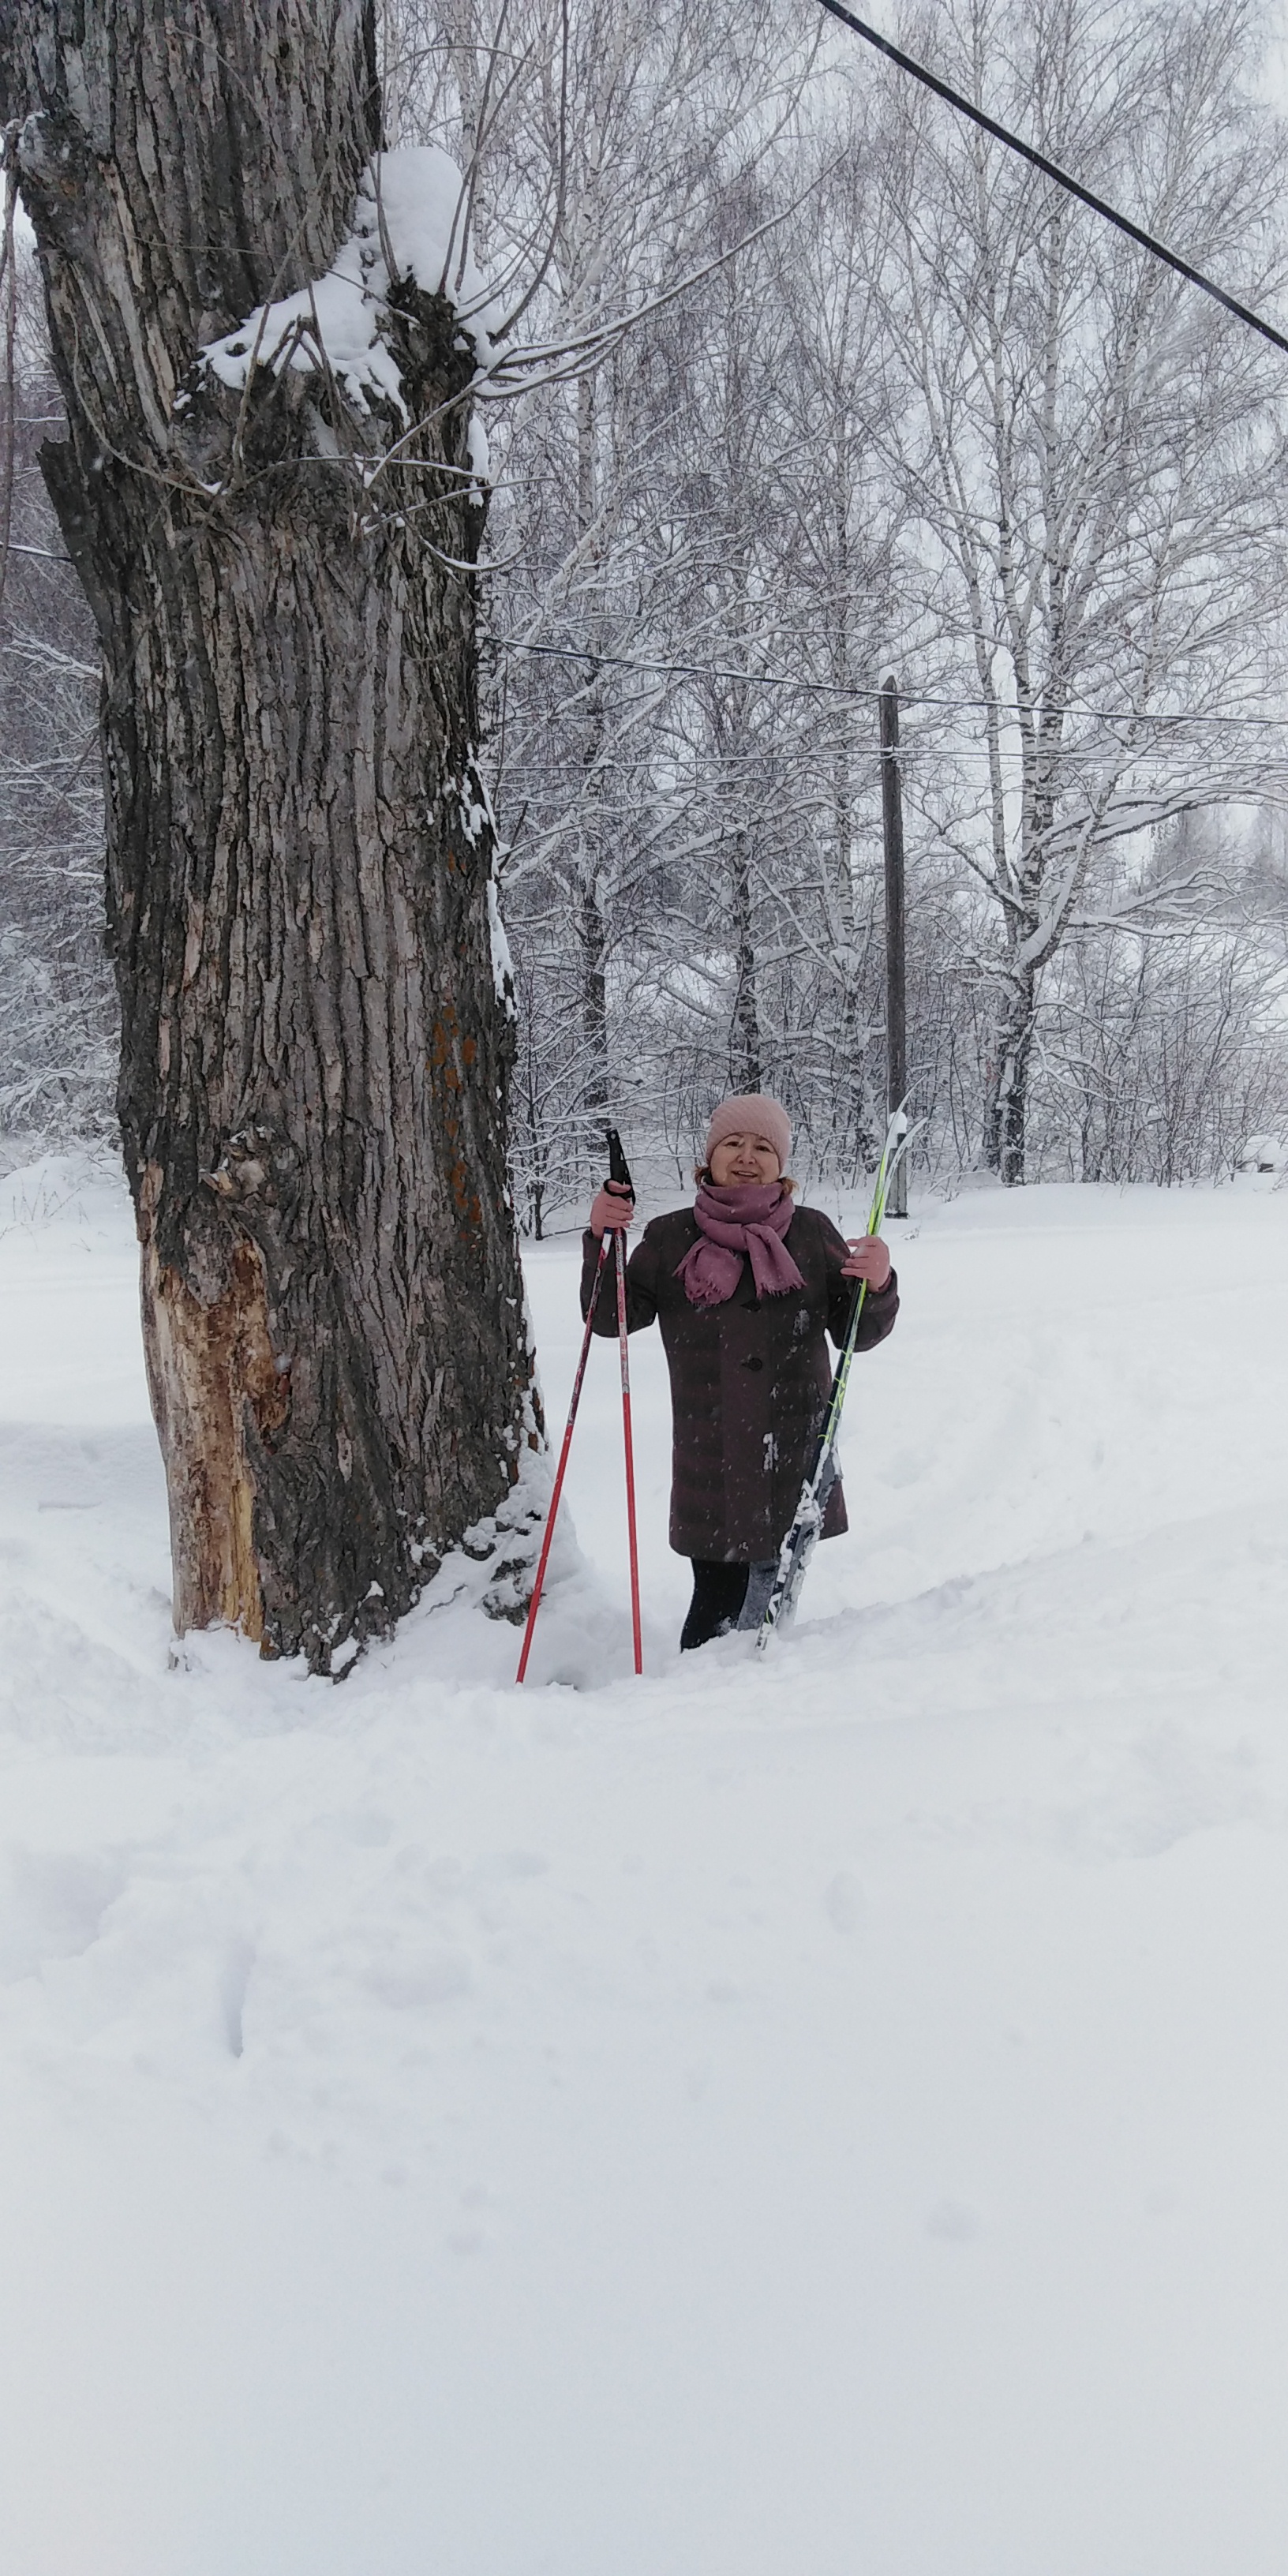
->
[1234,1133,1287,1174]
[0,923,115,1151]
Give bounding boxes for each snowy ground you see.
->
[2,1155,1287,2576]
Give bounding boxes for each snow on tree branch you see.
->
[198,146,497,428]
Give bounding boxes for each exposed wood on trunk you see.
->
[140,1167,288,1640]
[2,3,538,1672]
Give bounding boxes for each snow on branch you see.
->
[198,148,497,427]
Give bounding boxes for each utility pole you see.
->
[879,675,908,1218]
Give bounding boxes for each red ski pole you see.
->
[614,1223,644,1676]
[515,1234,612,1683]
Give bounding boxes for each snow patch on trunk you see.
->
[466,414,491,507]
[199,146,496,420]
[486,874,516,1020]
[455,762,515,1020]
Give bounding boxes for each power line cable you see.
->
[814,0,1288,361]
[488,632,1288,731]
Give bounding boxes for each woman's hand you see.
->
[841,1233,891,1290]
[589,1181,635,1238]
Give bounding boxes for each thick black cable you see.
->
[488,633,1288,731]
[814,0,1288,361]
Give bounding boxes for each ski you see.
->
[754,1106,919,1651]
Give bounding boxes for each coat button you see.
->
[743,1355,764,1372]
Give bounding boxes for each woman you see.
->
[582,1093,899,1649]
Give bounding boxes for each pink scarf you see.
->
[676,1182,806,1308]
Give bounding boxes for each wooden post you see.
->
[879,675,908,1219]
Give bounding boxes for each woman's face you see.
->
[708,1133,782,1188]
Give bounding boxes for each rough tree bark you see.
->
[1,2,540,1672]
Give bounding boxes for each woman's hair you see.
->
[695,1164,797,1192]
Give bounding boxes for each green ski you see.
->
[753,1107,917,1650]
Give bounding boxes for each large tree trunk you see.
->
[2,3,540,1672]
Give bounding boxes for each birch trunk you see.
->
[983,968,1037,1187]
[728,826,762,1094]
[2,2,538,1672]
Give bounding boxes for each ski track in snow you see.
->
[2,1156,1287,2575]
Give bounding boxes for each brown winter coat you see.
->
[581,1203,898,1562]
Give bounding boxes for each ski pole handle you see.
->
[606,1125,635,1194]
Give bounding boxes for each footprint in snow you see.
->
[927,2199,980,2245]
[823,1870,866,1935]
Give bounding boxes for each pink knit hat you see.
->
[703,1092,792,1170]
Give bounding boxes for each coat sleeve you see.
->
[816,1211,900,1350]
[580,1226,661,1333]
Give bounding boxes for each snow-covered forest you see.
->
[6,0,1288,1206]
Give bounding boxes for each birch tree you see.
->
[871,0,1288,1179]
[481,0,814,1185]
